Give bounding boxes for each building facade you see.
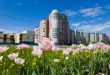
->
[34,9,110,45]
[70,30,75,44]
[34,19,49,43]
[90,33,95,43]
[49,10,70,45]
[35,10,70,45]
[15,30,34,43]
[0,32,4,43]
[0,32,15,43]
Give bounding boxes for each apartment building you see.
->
[34,19,49,43]
[34,10,110,45]
[0,32,4,43]
[49,10,70,45]
[15,30,34,43]
[70,30,75,44]
[35,10,70,45]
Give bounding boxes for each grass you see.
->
[0,46,110,75]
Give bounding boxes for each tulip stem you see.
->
[43,50,46,75]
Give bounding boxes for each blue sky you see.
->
[0,0,110,36]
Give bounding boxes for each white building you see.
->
[15,30,34,43]
[49,10,60,44]
[34,19,49,43]
[49,10,70,45]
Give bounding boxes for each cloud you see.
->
[0,28,19,33]
[80,7,103,17]
[71,23,81,27]
[63,9,76,17]
[71,21,110,32]
[70,21,88,27]
[0,25,30,33]
[90,22,110,32]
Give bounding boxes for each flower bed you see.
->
[0,37,110,75]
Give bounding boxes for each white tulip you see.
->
[14,58,25,65]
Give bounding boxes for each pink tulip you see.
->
[87,44,96,50]
[14,58,25,65]
[32,46,43,57]
[17,44,29,50]
[79,44,87,50]
[0,46,9,53]
[38,37,56,50]
[73,48,82,55]
[38,37,50,44]
[51,45,58,51]
[63,49,70,55]
[8,53,19,60]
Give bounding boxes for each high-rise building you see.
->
[94,33,99,42]
[34,19,49,43]
[49,10,70,45]
[83,33,87,43]
[90,33,95,43]
[86,33,90,43]
[49,10,60,44]
[35,10,70,45]
[101,33,109,44]
[74,30,81,44]
[34,9,110,45]
[80,32,85,44]
[70,30,75,44]
[98,33,104,43]
[98,33,108,43]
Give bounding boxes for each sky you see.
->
[0,0,110,36]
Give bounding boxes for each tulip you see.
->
[73,49,80,55]
[71,44,76,48]
[14,58,25,65]
[38,37,56,50]
[63,49,70,55]
[0,46,9,53]
[32,46,43,57]
[8,53,19,60]
[17,44,29,50]
[87,44,96,50]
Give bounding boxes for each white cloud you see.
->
[0,25,28,34]
[0,28,18,34]
[80,7,103,17]
[71,21,110,32]
[71,23,81,27]
[90,22,110,32]
[63,9,76,17]
[70,21,88,27]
